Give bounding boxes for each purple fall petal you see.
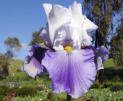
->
[42,48,97,98]
[23,58,44,78]
[22,45,47,77]
[97,46,109,62]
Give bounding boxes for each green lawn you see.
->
[103,58,115,68]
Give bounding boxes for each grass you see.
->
[103,58,115,68]
[0,58,123,101]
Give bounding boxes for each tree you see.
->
[4,37,22,58]
[83,0,122,46]
[110,18,123,65]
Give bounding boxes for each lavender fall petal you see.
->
[97,46,109,62]
[23,57,44,78]
[42,48,97,98]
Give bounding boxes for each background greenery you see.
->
[0,58,123,101]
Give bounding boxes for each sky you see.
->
[0,0,83,60]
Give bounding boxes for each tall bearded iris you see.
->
[22,2,109,98]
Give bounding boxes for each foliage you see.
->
[30,28,44,45]
[7,72,30,82]
[0,86,37,97]
[85,88,123,101]
[6,59,23,81]
[0,54,9,67]
[11,88,123,101]
[0,53,9,79]
[8,59,22,74]
[15,86,37,96]
[112,0,122,11]
[83,0,122,46]
[0,86,8,95]
[110,19,123,65]
[103,58,115,68]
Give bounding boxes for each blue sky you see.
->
[0,0,83,60]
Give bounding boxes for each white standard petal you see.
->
[69,1,83,27]
[43,3,52,16]
[43,3,71,44]
[69,2,93,47]
[83,16,98,32]
[43,2,98,48]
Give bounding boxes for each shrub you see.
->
[0,86,8,95]
[110,85,123,92]
[16,69,22,72]
[7,72,30,82]
[0,86,37,97]
[0,95,5,101]
[15,86,37,96]
[0,54,9,79]
[85,88,123,101]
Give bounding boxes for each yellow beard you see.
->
[64,46,73,52]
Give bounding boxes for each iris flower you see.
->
[22,2,109,98]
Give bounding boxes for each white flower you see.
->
[42,1,98,50]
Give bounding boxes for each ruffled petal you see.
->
[22,45,47,78]
[97,46,109,62]
[42,48,97,98]
[43,3,71,44]
[83,16,98,32]
[22,58,44,78]
[43,2,98,49]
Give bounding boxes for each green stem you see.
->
[66,94,72,101]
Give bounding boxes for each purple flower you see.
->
[22,2,109,98]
